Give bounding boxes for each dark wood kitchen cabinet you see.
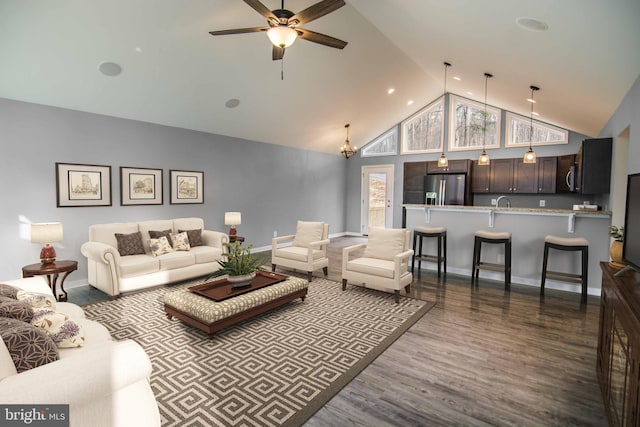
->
[488,158,541,194]
[403,161,427,204]
[427,159,471,174]
[598,263,640,426]
[536,156,557,193]
[556,154,576,193]
[471,160,491,193]
[489,158,515,193]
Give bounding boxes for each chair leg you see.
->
[443,234,447,276]
[437,234,442,278]
[418,235,424,272]
[541,244,549,298]
[411,233,418,274]
[394,290,400,303]
[505,240,512,290]
[581,246,589,305]
[271,264,276,272]
[404,284,411,293]
[341,279,347,291]
[471,238,478,285]
[307,272,313,282]
[323,266,328,276]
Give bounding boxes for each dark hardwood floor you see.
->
[68,236,607,426]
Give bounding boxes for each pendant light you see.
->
[437,62,451,168]
[478,72,492,166]
[340,123,357,159]
[523,85,539,164]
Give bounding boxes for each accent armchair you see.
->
[271,221,330,282]
[342,227,414,303]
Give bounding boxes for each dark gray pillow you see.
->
[149,229,173,247]
[0,284,18,299]
[114,231,145,256]
[0,297,33,323]
[0,317,58,373]
[179,229,203,247]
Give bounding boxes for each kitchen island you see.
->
[403,204,612,296]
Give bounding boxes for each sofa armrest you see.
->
[272,234,295,251]
[202,230,228,249]
[394,249,414,271]
[308,238,330,249]
[81,241,120,265]
[342,243,366,272]
[0,339,151,404]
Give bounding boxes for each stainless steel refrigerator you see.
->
[424,173,466,206]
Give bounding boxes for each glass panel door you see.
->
[361,165,394,234]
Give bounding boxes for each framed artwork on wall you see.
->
[400,98,444,154]
[448,95,501,152]
[120,166,163,206]
[56,162,112,207]
[504,112,569,148]
[170,170,204,204]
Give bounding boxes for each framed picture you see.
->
[504,112,569,148]
[170,170,204,204]
[56,162,112,207]
[120,166,163,206]
[448,95,501,152]
[401,98,444,154]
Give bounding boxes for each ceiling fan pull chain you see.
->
[281,56,285,81]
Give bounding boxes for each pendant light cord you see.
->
[483,73,492,150]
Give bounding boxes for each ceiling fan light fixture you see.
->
[267,26,297,48]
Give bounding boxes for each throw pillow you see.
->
[16,290,56,311]
[31,309,85,348]
[114,231,145,256]
[0,297,33,323]
[0,284,18,299]
[364,227,407,261]
[149,229,174,247]
[0,317,59,373]
[178,228,203,247]
[171,232,191,251]
[293,221,325,248]
[148,236,174,257]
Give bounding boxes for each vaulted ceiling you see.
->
[1,0,639,155]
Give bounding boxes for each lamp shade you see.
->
[267,26,297,48]
[224,212,241,226]
[30,223,63,244]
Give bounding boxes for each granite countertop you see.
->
[403,204,612,217]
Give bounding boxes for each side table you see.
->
[22,260,78,302]
[229,235,245,243]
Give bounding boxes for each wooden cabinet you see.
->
[556,154,575,193]
[489,158,515,193]
[536,156,557,193]
[471,161,491,193]
[578,138,613,194]
[403,161,427,204]
[598,263,640,426]
[427,159,471,174]
[489,158,536,193]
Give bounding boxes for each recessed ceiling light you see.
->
[516,17,549,32]
[387,88,395,95]
[532,111,540,116]
[98,61,122,77]
[407,100,414,106]
[453,76,461,81]
[225,98,240,108]
[466,91,473,96]
[135,47,142,52]
[527,98,537,103]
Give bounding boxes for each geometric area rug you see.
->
[83,276,434,427]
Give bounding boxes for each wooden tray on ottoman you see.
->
[188,271,288,301]
[163,273,308,337]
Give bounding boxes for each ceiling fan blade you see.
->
[209,27,269,36]
[290,0,345,26]
[296,28,347,49]
[242,0,277,20]
[272,46,285,61]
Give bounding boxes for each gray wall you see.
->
[0,98,347,283]
[345,94,591,233]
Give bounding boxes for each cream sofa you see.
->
[0,276,160,427]
[81,217,227,297]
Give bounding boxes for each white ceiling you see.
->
[1,0,639,155]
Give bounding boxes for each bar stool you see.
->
[471,230,512,289]
[541,235,589,304]
[412,226,447,277]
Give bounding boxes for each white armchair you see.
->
[342,227,414,303]
[271,221,330,282]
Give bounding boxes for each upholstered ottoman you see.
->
[163,275,308,336]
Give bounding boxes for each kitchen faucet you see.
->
[496,195,511,208]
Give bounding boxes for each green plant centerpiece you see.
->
[205,241,266,287]
[609,225,625,268]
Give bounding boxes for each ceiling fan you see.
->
[209,0,348,60]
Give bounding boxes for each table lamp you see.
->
[224,212,241,237]
[31,222,63,264]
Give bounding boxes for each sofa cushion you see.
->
[148,236,174,257]
[115,231,146,256]
[148,229,173,247]
[171,232,191,251]
[0,338,17,379]
[0,284,18,299]
[364,227,406,261]
[347,257,405,279]
[58,318,111,358]
[276,246,325,262]
[139,220,175,252]
[31,309,85,348]
[179,229,203,247]
[118,255,160,278]
[0,317,58,373]
[16,290,57,311]
[190,246,222,264]
[0,297,33,323]
[158,252,195,271]
[293,221,324,248]
[89,222,138,248]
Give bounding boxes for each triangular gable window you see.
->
[505,112,568,147]
[361,127,398,157]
